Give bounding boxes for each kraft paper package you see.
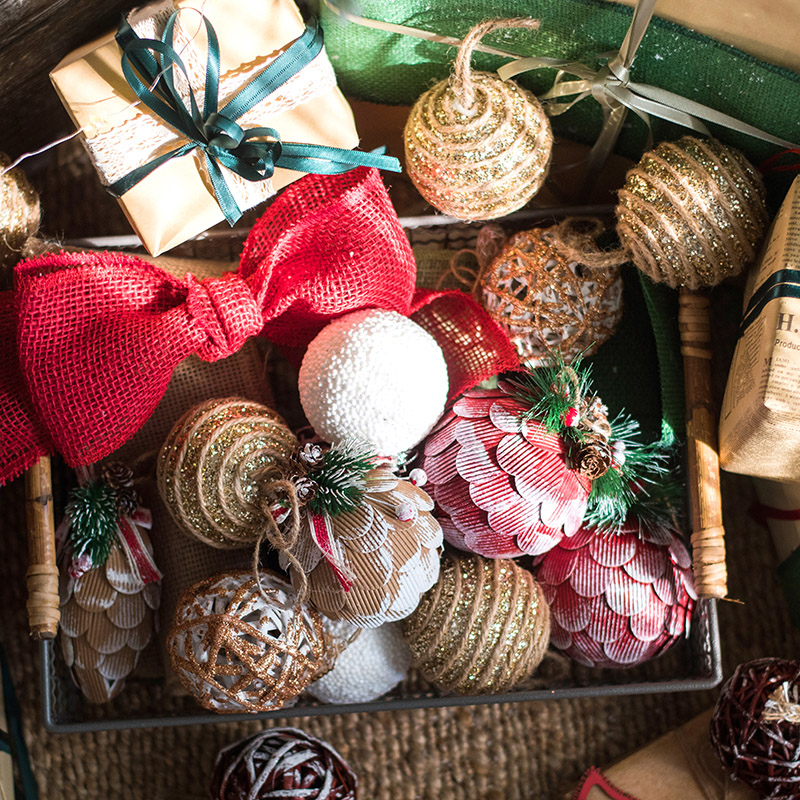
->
[720,175,800,481]
[50,0,359,255]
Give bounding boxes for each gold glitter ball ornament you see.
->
[167,570,326,713]
[616,136,768,290]
[157,398,297,549]
[403,20,552,222]
[480,223,624,366]
[0,152,39,281]
[403,553,550,694]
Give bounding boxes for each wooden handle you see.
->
[25,456,60,638]
[679,289,727,599]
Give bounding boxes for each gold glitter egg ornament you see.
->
[403,553,550,694]
[167,570,326,713]
[481,220,624,366]
[298,309,448,456]
[616,136,768,290]
[157,398,297,548]
[404,19,553,222]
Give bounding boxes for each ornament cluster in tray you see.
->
[5,0,786,722]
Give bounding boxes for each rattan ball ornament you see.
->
[307,623,411,704]
[167,571,325,713]
[404,19,552,221]
[211,728,358,800]
[616,136,768,290]
[298,309,448,456]
[710,658,800,799]
[0,152,39,278]
[403,553,550,694]
[157,398,297,548]
[480,221,624,367]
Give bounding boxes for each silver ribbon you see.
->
[323,0,800,177]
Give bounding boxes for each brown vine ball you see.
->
[211,727,358,800]
[710,657,800,799]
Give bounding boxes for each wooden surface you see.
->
[24,456,60,639]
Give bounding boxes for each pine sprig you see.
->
[584,413,679,534]
[65,481,119,567]
[508,353,594,444]
[305,440,375,517]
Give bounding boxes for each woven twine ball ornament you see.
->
[0,152,39,280]
[157,398,297,548]
[298,309,448,456]
[281,467,443,628]
[167,570,325,713]
[534,518,696,668]
[616,135,768,290]
[404,19,553,221]
[710,658,800,799]
[307,623,412,704]
[403,553,550,694]
[480,219,625,367]
[211,728,357,800]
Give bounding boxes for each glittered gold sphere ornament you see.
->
[616,136,768,290]
[0,152,39,279]
[480,220,625,366]
[404,19,553,222]
[167,571,326,713]
[157,398,297,548]
[403,553,550,694]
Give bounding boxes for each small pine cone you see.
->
[297,443,325,470]
[293,476,319,504]
[115,486,141,517]
[101,462,134,491]
[576,437,613,480]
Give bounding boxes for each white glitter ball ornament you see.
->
[298,310,449,456]
[307,623,412,704]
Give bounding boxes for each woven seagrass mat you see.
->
[3,140,800,800]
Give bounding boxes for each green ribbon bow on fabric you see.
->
[110,13,400,224]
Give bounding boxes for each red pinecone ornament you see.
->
[421,384,591,558]
[534,520,696,668]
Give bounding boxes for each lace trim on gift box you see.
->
[82,2,337,212]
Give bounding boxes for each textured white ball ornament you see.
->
[299,309,449,456]
[306,623,412,704]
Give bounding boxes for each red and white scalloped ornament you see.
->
[421,384,591,558]
[533,521,696,668]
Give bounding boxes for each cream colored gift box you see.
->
[50,0,359,255]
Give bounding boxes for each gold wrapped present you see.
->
[50,0,360,255]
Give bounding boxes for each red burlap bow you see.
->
[0,167,518,484]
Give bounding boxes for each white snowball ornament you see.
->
[306,623,412,704]
[299,310,449,456]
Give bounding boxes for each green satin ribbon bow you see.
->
[110,13,400,224]
[496,0,800,180]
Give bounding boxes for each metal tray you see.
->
[40,207,723,732]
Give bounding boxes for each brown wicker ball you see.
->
[0,152,39,282]
[710,657,800,799]
[211,727,358,800]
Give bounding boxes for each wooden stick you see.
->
[679,289,727,599]
[24,456,60,638]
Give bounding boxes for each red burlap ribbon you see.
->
[0,167,518,484]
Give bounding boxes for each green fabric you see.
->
[320,0,800,167]
[585,267,682,445]
[777,546,800,630]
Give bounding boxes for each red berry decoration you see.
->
[534,518,696,668]
[711,658,800,800]
[421,356,661,559]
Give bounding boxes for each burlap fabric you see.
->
[3,140,800,800]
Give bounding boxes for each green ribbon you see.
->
[739,268,800,335]
[110,13,400,224]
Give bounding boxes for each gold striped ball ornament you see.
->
[404,19,552,222]
[157,398,297,548]
[403,553,550,694]
[616,136,768,290]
